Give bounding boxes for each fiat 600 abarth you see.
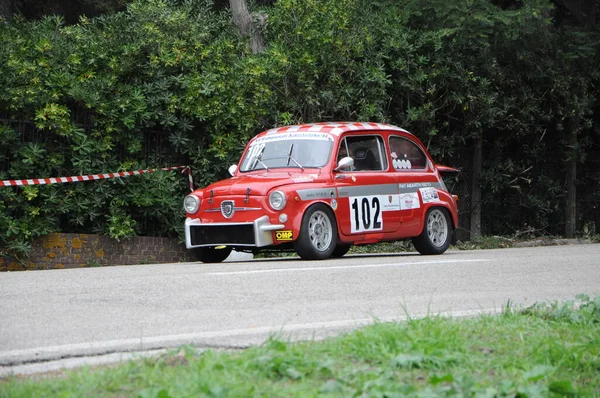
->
[184,122,459,263]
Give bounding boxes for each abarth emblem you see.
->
[221,200,235,218]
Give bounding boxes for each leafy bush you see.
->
[0,0,274,257]
[1,0,598,258]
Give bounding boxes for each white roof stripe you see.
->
[256,122,412,141]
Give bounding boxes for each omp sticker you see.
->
[275,230,293,241]
[419,187,440,203]
[400,192,420,210]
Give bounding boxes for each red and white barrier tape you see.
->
[1,166,195,192]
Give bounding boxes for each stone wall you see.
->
[0,233,194,271]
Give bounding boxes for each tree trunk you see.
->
[565,118,578,238]
[229,0,265,54]
[0,0,11,21]
[470,135,482,240]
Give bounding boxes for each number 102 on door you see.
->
[350,195,383,233]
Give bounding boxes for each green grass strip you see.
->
[2,295,599,397]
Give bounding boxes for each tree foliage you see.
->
[0,0,598,257]
[0,0,275,257]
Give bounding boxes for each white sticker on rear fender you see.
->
[419,187,439,203]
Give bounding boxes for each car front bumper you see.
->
[185,216,285,248]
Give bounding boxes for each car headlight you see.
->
[269,190,287,211]
[184,195,200,214]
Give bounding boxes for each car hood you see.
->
[199,172,327,197]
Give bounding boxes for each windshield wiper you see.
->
[286,143,304,170]
[250,146,269,170]
[254,157,269,171]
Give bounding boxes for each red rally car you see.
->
[184,122,459,263]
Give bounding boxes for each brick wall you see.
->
[0,233,195,271]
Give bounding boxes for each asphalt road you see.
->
[1,243,599,375]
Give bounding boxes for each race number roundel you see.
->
[350,196,383,233]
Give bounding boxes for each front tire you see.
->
[295,204,337,260]
[412,207,452,255]
[331,244,351,258]
[190,246,232,263]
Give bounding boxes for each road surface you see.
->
[1,243,599,375]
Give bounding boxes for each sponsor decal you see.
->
[275,230,293,241]
[419,187,440,203]
[351,176,357,182]
[331,198,338,210]
[290,175,315,183]
[399,182,434,189]
[253,132,333,144]
[400,192,420,210]
[398,181,443,194]
[381,194,400,211]
[297,188,336,200]
[393,158,412,170]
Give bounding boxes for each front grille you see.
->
[190,224,255,246]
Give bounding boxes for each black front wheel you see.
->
[412,207,452,255]
[331,244,351,258]
[190,246,232,263]
[295,204,338,260]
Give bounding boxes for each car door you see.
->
[388,134,439,238]
[333,134,401,237]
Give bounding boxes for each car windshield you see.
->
[240,133,334,172]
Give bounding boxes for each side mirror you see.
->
[334,156,354,171]
[228,164,238,176]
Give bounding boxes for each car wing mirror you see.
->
[436,165,459,177]
[228,164,238,176]
[334,157,354,171]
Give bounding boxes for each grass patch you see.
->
[2,296,599,397]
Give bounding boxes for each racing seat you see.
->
[353,147,377,171]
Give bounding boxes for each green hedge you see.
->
[1,0,598,257]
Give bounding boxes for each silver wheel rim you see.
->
[427,209,448,248]
[308,210,333,252]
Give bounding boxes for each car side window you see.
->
[341,135,387,171]
[389,136,427,170]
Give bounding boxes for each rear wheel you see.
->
[412,207,452,255]
[331,244,351,258]
[295,204,337,260]
[190,246,232,263]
